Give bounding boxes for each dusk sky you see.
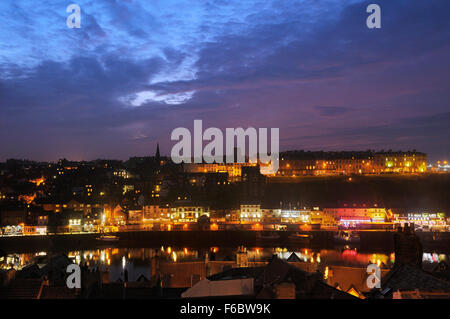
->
[0,0,449,162]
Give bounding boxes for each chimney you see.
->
[394,223,423,268]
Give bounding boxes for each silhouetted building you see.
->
[182,257,356,299]
[369,224,450,299]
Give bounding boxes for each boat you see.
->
[288,232,312,245]
[96,234,119,242]
[333,230,360,244]
[256,231,280,242]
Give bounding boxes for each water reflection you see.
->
[1,247,448,282]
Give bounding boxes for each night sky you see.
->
[0,0,449,162]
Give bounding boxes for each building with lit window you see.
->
[322,207,389,227]
[128,207,144,224]
[239,204,262,222]
[143,205,170,220]
[394,212,447,231]
[278,159,315,176]
[280,209,311,224]
[37,199,110,216]
[170,205,210,222]
[430,160,449,172]
[276,151,427,176]
[183,162,257,182]
[334,158,376,175]
[373,152,427,173]
[113,169,134,179]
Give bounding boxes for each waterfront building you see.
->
[111,205,127,225]
[210,208,240,223]
[394,212,447,231]
[127,206,144,224]
[262,209,282,223]
[84,208,102,232]
[50,210,83,233]
[169,205,210,222]
[309,210,336,227]
[223,209,240,222]
[239,204,262,222]
[143,205,170,220]
[322,207,388,227]
[280,209,311,224]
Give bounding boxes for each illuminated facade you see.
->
[278,159,318,176]
[184,162,257,181]
[277,152,427,176]
[170,206,210,222]
[309,210,336,226]
[239,204,262,222]
[111,205,127,225]
[322,207,388,226]
[373,152,427,173]
[262,209,282,223]
[40,200,110,215]
[143,205,170,220]
[280,209,311,223]
[395,212,447,230]
[334,158,376,175]
[183,152,428,178]
[128,208,143,224]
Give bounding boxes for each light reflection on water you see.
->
[1,247,447,282]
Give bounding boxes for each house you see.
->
[170,205,210,222]
[112,205,127,225]
[128,206,143,224]
[378,263,450,298]
[143,205,170,220]
[182,256,356,299]
[369,224,450,299]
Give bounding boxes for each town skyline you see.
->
[0,146,434,163]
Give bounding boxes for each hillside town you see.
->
[0,147,448,236]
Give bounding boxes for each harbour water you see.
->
[2,246,448,283]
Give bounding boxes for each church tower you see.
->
[155,143,161,164]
